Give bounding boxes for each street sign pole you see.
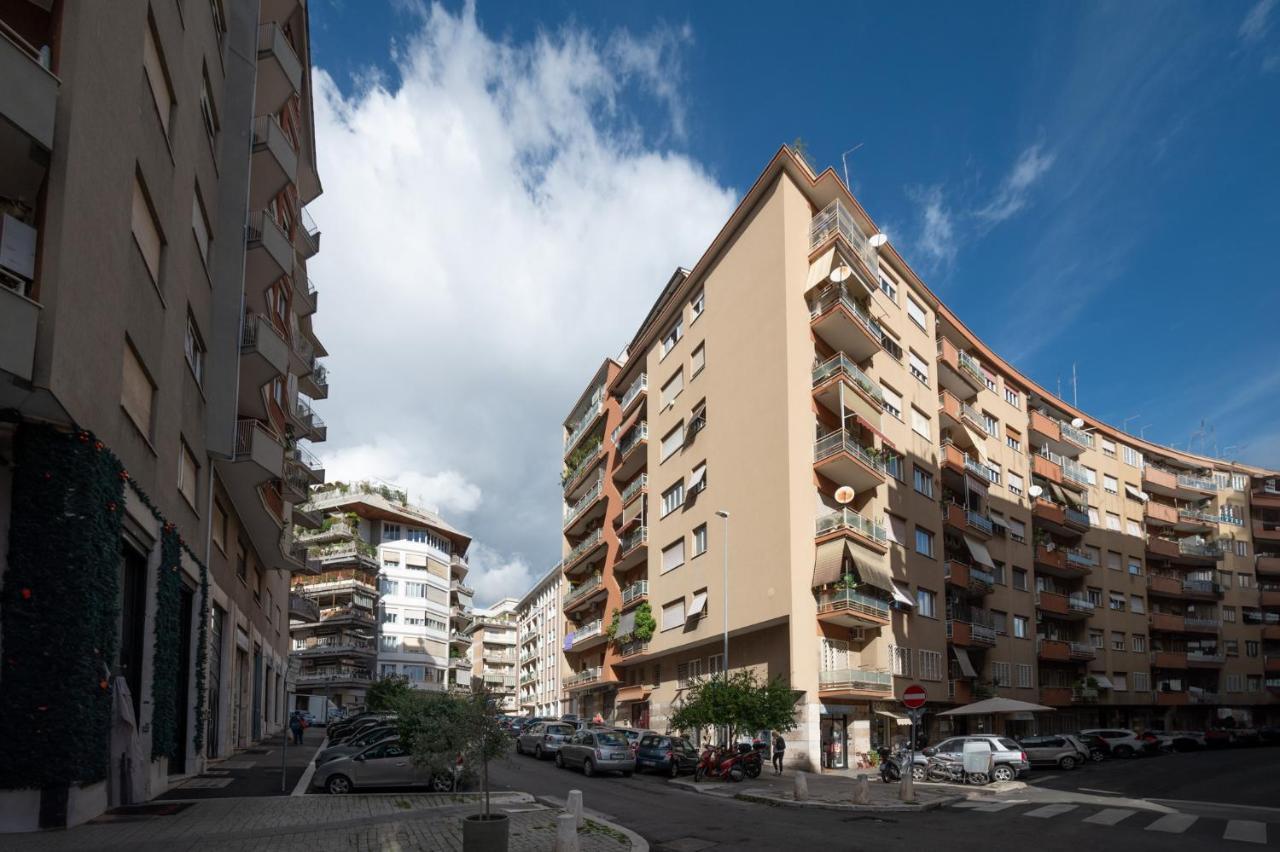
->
[899,684,927,803]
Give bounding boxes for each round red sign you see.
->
[901,684,927,709]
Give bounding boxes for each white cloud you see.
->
[1240,0,1276,42]
[464,543,538,608]
[307,3,736,605]
[975,143,1056,224]
[908,184,956,269]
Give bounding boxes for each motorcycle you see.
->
[924,753,989,786]
[734,742,764,779]
[694,745,745,782]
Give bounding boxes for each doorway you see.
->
[630,701,650,729]
[207,605,224,757]
[170,584,195,774]
[117,545,149,722]
[820,714,848,770]
[252,645,263,742]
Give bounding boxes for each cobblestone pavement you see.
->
[4,792,639,851]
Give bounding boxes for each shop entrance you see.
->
[820,714,848,770]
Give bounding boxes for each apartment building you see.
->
[517,564,567,717]
[467,597,521,712]
[557,144,1279,771]
[290,481,472,708]
[0,0,327,829]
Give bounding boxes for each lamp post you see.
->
[715,510,730,670]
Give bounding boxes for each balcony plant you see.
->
[607,602,656,644]
[560,437,602,486]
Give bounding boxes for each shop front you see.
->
[818,703,871,769]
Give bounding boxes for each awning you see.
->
[851,547,895,594]
[616,688,651,704]
[1007,711,1035,722]
[806,247,836,291]
[1093,675,1114,689]
[965,474,989,496]
[813,539,845,588]
[687,590,708,620]
[875,710,912,727]
[952,646,978,679]
[1049,481,1081,510]
[617,610,637,636]
[963,535,995,570]
[939,698,1054,716]
[891,582,915,608]
[686,466,706,494]
[1125,485,1149,503]
[621,495,644,527]
[963,423,988,449]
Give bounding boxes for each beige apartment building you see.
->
[467,597,520,712]
[557,145,1280,771]
[517,563,567,717]
[0,0,327,829]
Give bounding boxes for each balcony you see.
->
[0,20,57,203]
[292,396,327,442]
[619,474,647,507]
[293,639,376,658]
[1183,617,1220,633]
[1182,578,1224,599]
[1032,453,1062,486]
[937,389,985,449]
[615,525,648,572]
[1069,642,1096,660]
[1151,651,1187,668]
[616,638,650,659]
[815,588,891,628]
[815,508,889,553]
[562,528,606,575]
[808,282,891,363]
[1257,556,1280,577]
[1036,590,1091,621]
[814,430,886,493]
[564,399,604,457]
[813,353,884,427]
[809,199,879,293]
[296,670,373,689]
[1032,498,1066,528]
[1155,690,1190,706]
[1265,656,1280,674]
[1176,507,1218,533]
[250,115,298,208]
[563,573,606,611]
[1059,420,1094,452]
[227,419,284,488]
[619,373,647,418]
[1252,479,1280,507]
[943,501,994,539]
[292,265,318,316]
[0,277,39,383]
[296,206,320,259]
[312,604,375,628]
[308,540,378,572]
[564,667,603,690]
[947,618,997,648]
[1186,651,1225,667]
[567,619,605,650]
[612,422,648,481]
[239,313,290,401]
[817,668,893,697]
[1176,472,1217,495]
[1147,574,1183,597]
[936,337,985,399]
[940,442,998,485]
[1060,457,1091,490]
[620,580,649,607]
[300,359,329,401]
[1263,587,1280,607]
[945,560,994,595]
[256,22,302,114]
[296,520,356,546]
[1177,537,1224,562]
[1254,518,1280,541]
[1034,544,1093,579]
[1146,536,1179,560]
[288,593,320,623]
[562,479,605,536]
[1149,612,1185,632]
[1142,466,1178,497]
[246,212,292,292]
[1145,500,1178,526]
[562,444,604,499]
[1029,409,1061,444]
[1039,686,1075,707]
[1036,638,1071,662]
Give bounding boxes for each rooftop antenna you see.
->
[841,143,864,191]
[1121,414,1141,435]
[1071,362,1078,408]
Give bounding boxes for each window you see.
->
[1101,437,1116,458]
[143,16,174,134]
[1127,558,1142,576]
[1222,503,1244,525]
[1132,634,1147,652]
[982,411,999,437]
[991,561,1005,585]
[991,610,1007,634]
[1126,519,1142,537]
[1122,445,1142,468]
[890,645,912,677]
[992,662,1011,687]
[131,172,164,283]
[982,369,997,392]
[1008,518,1026,543]
[1246,640,1259,658]
[690,290,704,321]
[1109,592,1125,611]
[1112,673,1128,691]
[692,524,708,557]
[906,296,927,330]
[1104,474,1118,494]
[1008,473,1024,497]
[661,370,684,408]
[184,313,206,384]
[1214,471,1230,490]
[1111,631,1126,651]
[405,582,428,599]
[1240,573,1255,589]
[1105,551,1121,571]
[1130,595,1145,615]
[212,501,227,552]
[1087,587,1103,606]
[1083,466,1097,486]
[199,65,219,141]
[880,384,903,419]
[1016,663,1033,688]
[1012,568,1028,591]
[1225,638,1239,656]
[1132,671,1149,692]
[660,318,683,357]
[911,407,931,439]
[661,538,685,574]
[1221,571,1234,588]
[1006,434,1022,453]
[914,527,934,558]
[1223,606,1236,623]
[918,649,943,681]
[688,462,707,498]
[1106,512,1121,531]
[661,481,685,517]
[1013,615,1028,638]
[686,589,708,622]
[1232,473,1248,491]
[1088,507,1100,525]
[121,340,156,438]
[1249,675,1262,692]
[1226,673,1244,693]
[908,350,930,385]
[661,423,684,461]
[1004,387,1021,408]
[687,402,706,438]
[1089,629,1104,648]
[986,463,1002,486]
[880,276,897,301]
[192,187,212,267]
[885,513,907,547]
[690,343,705,377]
[884,450,904,481]
[382,610,399,624]
[707,653,723,675]
[913,466,934,498]
[178,440,198,507]
[1235,540,1248,557]
[915,588,936,617]
[384,523,402,540]
[661,599,685,631]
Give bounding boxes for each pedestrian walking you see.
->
[289,713,305,746]
[772,732,786,775]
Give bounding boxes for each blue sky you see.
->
[304,1,1280,601]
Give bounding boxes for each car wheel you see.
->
[555,752,565,769]
[1114,745,1135,759]
[911,765,926,782]
[583,759,595,778]
[1059,756,1077,770]
[694,766,705,782]
[325,774,353,795]
[515,740,524,756]
[992,765,1015,783]
[535,746,544,760]
[669,761,680,779]
[430,774,455,793]
[1090,749,1106,762]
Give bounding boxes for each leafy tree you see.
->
[365,674,412,713]
[669,670,799,744]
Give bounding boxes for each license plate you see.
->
[611,752,628,760]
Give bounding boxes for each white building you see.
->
[517,564,566,717]
[467,597,520,711]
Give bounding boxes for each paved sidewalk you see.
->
[158,727,326,799]
[670,770,961,811]
[4,792,642,851]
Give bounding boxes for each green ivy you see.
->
[150,525,183,760]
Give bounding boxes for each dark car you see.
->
[317,726,398,765]
[635,734,699,778]
[329,713,385,740]
[332,717,390,745]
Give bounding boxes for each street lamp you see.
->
[715,510,730,671]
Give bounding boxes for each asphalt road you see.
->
[487,745,1280,850]
[158,727,324,799]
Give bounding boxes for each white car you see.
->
[1079,728,1150,758]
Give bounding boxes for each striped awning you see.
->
[852,548,894,594]
[806,247,836,291]
[813,539,845,588]
[964,535,995,570]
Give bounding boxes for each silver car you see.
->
[515,721,576,759]
[555,729,635,777]
[311,740,457,794]
[1017,735,1084,770]
[316,725,398,765]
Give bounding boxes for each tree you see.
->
[365,674,412,713]
[668,669,799,745]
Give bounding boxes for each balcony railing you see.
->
[966,510,995,535]
[1065,507,1091,529]
[1059,420,1095,449]
[1068,596,1095,614]
[1182,579,1223,595]
[809,283,884,343]
[620,474,648,504]
[563,528,604,568]
[288,593,319,621]
[816,508,888,544]
[816,588,891,621]
[564,667,602,687]
[963,454,999,483]
[1069,642,1096,659]
[563,480,603,528]
[1179,538,1224,559]
[562,444,602,490]
[564,400,604,452]
[621,580,648,605]
[1178,507,1219,525]
[1060,457,1091,487]
[818,668,893,693]
[308,539,378,564]
[809,199,878,281]
[620,373,648,411]
[812,354,885,407]
[617,422,648,457]
[1177,472,1217,492]
[570,619,603,645]
[1183,617,1221,630]
[1187,651,1225,664]
[814,430,886,473]
[955,348,985,387]
[297,520,355,544]
[1066,548,1098,567]
[564,573,602,606]
[619,525,648,556]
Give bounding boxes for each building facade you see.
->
[557,145,1280,771]
[290,481,472,710]
[0,0,326,830]
[517,564,567,717]
[467,597,520,712]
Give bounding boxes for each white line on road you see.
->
[291,737,326,796]
[1023,804,1078,819]
[1145,813,1198,834]
[1223,820,1268,845]
[1083,808,1136,826]
[970,802,1019,813]
[1077,788,1123,795]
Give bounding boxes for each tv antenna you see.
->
[841,143,864,190]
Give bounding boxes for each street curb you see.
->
[585,813,649,852]
[734,791,963,812]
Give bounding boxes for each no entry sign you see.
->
[901,684,927,709]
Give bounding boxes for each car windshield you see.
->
[547,725,572,735]
[998,738,1021,750]
[596,732,628,747]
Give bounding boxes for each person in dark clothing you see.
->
[289,713,305,746]
[772,733,786,775]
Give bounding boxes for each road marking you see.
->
[290,736,326,797]
[1223,820,1267,845]
[1077,788,1123,795]
[1024,804,1078,819]
[971,802,1019,812]
[1145,814,1198,834]
[950,801,986,809]
[1084,808,1136,826]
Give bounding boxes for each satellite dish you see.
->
[829,265,852,284]
[1070,417,1085,429]
[1028,485,1043,498]
[869,233,889,248]
[834,486,855,505]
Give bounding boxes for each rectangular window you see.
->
[1132,633,1147,652]
[1235,540,1248,557]
[1104,474,1118,494]
[1112,673,1128,691]
[1111,631,1126,651]
[690,343,705,377]
[1008,518,1026,543]
[890,645,912,677]
[1106,512,1121,531]
[178,440,198,508]
[991,561,1005,585]
[661,423,684,461]
[1008,473,1024,497]
[1101,437,1117,458]
[908,350,930,385]
[1122,445,1142,468]
[143,16,174,134]
[880,384,903,419]
[1223,606,1236,623]
[886,513,907,547]
[687,462,707,499]
[1109,592,1126,611]
[1006,434,1021,453]
[1090,629,1104,648]
[1087,587,1103,606]
[692,524,708,557]
[1016,663,1033,688]
[918,649,943,681]
[880,276,898,301]
[661,370,684,408]
[199,65,219,141]
[911,407,930,439]
[1088,507,1100,525]
[1245,640,1260,657]
[913,466,934,498]
[661,481,685,517]
[1083,466,1097,486]
[661,538,685,574]
[1106,550,1122,571]
[1130,595,1146,614]
[1126,519,1142,537]
[384,523,402,540]
[661,599,685,631]
[1232,473,1248,491]
[690,290,704,321]
[992,662,1011,687]
[131,172,164,283]
[906,296,927,330]
[121,340,156,438]
[1239,573,1254,589]
[991,610,1007,634]
[686,589,708,622]
[1013,615,1028,639]
[1226,639,1239,656]
[1128,558,1142,576]
[982,369,997,392]
[1226,673,1244,693]
[1012,568,1028,591]
[661,318,683,357]
[915,588,936,617]
[1004,387,1020,408]
[982,411,999,437]
[884,450,904,481]
[184,313,206,385]
[1132,671,1149,692]
[212,501,227,552]
[192,187,211,267]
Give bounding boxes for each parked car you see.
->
[331,717,392,745]
[317,726,399,765]
[1258,726,1280,745]
[917,736,1030,782]
[560,713,581,724]
[635,734,700,778]
[312,740,458,794]
[1078,729,1151,758]
[605,727,655,755]
[328,712,386,741]
[1017,735,1085,770]
[515,721,576,759]
[1207,727,1261,747]
[555,729,636,777]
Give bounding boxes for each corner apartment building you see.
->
[290,481,472,709]
[467,597,520,711]
[517,563,566,717]
[557,145,1279,771]
[0,0,326,829]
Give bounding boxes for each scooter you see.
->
[694,745,745,782]
[734,742,764,779]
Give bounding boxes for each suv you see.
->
[515,720,576,759]
[1079,729,1151,758]
[919,736,1030,781]
[1017,735,1084,770]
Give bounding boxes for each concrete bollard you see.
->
[793,770,809,801]
[900,767,916,803]
[853,773,869,805]
[553,813,579,852]
[567,789,584,829]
